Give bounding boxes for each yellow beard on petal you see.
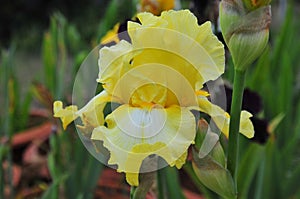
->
[129,84,179,108]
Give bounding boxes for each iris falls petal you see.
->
[91,105,196,185]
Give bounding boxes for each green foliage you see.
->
[42,12,67,99]
[237,144,265,198]
[96,0,137,42]
[43,132,103,199]
[0,47,15,199]
[157,165,186,199]
[225,5,300,199]
[0,46,32,134]
[40,12,104,198]
[0,46,34,199]
[1,0,300,198]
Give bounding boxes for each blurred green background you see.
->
[0,0,300,198]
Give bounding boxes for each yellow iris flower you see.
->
[139,0,175,15]
[100,23,120,44]
[53,10,254,186]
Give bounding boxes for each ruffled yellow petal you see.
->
[108,63,198,108]
[97,40,140,98]
[97,10,223,107]
[174,150,188,169]
[198,97,254,138]
[54,91,113,133]
[240,111,255,138]
[197,97,229,136]
[100,23,120,45]
[126,172,139,187]
[128,10,225,89]
[53,101,78,130]
[91,104,196,186]
[76,90,114,134]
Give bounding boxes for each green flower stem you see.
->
[164,167,185,199]
[157,170,165,199]
[130,186,137,199]
[157,166,185,199]
[227,69,246,195]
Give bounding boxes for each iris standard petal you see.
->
[109,63,198,108]
[128,10,225,89]
[97,10,224,107]
[91,104,196,186]
[97,40,138,97]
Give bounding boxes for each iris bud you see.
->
[220,0,271,71]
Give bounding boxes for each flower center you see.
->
[129,84,179,108]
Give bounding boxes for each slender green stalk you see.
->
[157,169,165,199]
[164,167,185,199]
[227,70,246,196]
[130,186,137,199]
[157,166,185,199]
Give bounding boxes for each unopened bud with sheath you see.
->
[220,0,271,71]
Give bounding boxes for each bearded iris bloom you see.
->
[54,10,254,186]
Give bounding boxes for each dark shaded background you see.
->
[0,0,110,48]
